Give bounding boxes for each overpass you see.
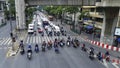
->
[25,0,96,6]
[15,0,96,30]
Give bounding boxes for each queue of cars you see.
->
[28,13,65,36]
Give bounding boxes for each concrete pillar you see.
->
[100,7,119,45]
[15,0,25,29]
[100,9,106,43]
[117,8,120,27]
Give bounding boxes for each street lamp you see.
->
[6,2,14,51]
[61,8,65,25]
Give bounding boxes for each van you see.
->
[28,24,34,34]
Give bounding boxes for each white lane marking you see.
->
[112,63,119,68]
[103,59,109,68]
[26,36,29,44]
[0,38,7,45]
[39,36,41,44]
[4,38,11,45]
[30,36,33,44]
[33,36,35,44]
[36,36,39,44]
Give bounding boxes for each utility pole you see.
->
[6,2,15,51]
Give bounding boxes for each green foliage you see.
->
[25,7,36,28]
[8,0,16,17]
[44,6,64,17]
[79,11,90,20]
[64,6,79,14]
[25,7,37,18]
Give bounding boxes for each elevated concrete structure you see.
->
[15,0,96,29]
[26,0,95,6]
[96,0,120,7]
[15,0,25,29]
[95,1,120,45]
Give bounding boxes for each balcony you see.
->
[83,20,103,29]
[96,0,120,7]
[89,12,104,18]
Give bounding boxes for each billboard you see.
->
[114,27,120,36]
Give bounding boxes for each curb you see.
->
[83,38,120,64]
[86,39,120,52]
[6,30,27,57]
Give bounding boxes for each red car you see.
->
[38,28,43,33]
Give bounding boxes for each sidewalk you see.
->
[55,20,100,41]
[6,30,27,57]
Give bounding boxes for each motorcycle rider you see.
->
[74,38,80,47]
[20,40,24,48]
[105,51,110,61]
[81,44,86,51]
[34,44,39,52]
[28,44,32,50]
[89,47,94,59]
[54,38,59,53]
[97,52,103,61]
[20,40,25,55]
[42,41,46,51]
[47,40,52,49]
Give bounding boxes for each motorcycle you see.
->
[27,50,32,60]
[55,47,59,53]
[105,56,110,62]
[20,48,25,55]
[47,44,52,50]
[41,32,44,36]
[66,41,70,47]
[81,44,87,52]
[42,46,45,52]
[34,47,39,53]
[59,42,64,47]
[89,50,94,60]
[97,52,103,62]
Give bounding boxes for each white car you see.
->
[28,24,34,34]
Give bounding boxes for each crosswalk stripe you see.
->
[29,36,32,44]
[7,39,12,45]
[39,36,41,44]
[4,38,11,46]
[0,38,3,46]
[112,63,119,68]
[1,38,8,45]
[26,36,29,44]
[36,36,38,43]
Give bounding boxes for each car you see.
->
[48,16,54,21]
[38,28,43,33]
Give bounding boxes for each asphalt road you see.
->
[0,21,16,38]
[0,11,119,68]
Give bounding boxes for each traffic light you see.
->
[12,37,16,42]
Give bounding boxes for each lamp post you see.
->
[61,8,65,25]
[6,2,14,51]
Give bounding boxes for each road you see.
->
[0,11,119,68]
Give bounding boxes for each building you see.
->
[0,0,5,26]
[82,0,120,46]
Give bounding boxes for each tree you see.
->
[25,7,37,28]
[44,6,64,20]
[79,11,90,21]
[9,0,16,19]
[64,6,79,29]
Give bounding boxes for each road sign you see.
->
[114,27,120,36]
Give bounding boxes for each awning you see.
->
[117,38,120,42]
[85,25,93,29]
